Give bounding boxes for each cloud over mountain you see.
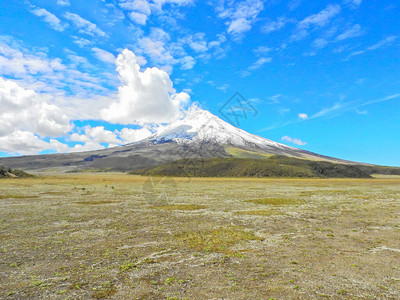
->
[101,49,190,124]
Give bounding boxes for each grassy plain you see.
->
[0,173,399,299]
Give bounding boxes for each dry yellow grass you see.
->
[234,209,284,216]
[0,173,399,299]
[155,204,206,210]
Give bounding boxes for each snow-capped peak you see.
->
[148,106,294,151]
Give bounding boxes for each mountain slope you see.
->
[0,166,33,178]
[132,156,373,178]
[0,107,367,172]
[132,107,356,163]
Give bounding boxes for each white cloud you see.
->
[179,56,196,70]
[0,78,77,155]
[262,17,293,34]
[92,47,116,64]
[281,136,307,146]
[0,131,57,155]
[358,93,400,108]
[188,33,209,52]
[101,49,190,124]
[248,57,272,70]
[312,38,329,49]
[218,0,264,37]
[0,77,72,138]
[0,36,111,97]
[216,84,229,92]
[64,12,106,37]
[269,94,281,104]
[310,102,344,119]
[175,32,226,63]
[336,24,364,41]
[134,27,202,72]
[288,0,302,11]
[239,53,271,77]
[355,108,367,115]
[117,0,193,26]
[129,11,148,25]
[135,28,177,71]
[57,0,70,6]
[367,36,397,51]
[119,127,153,143]
[72,36,93,48]
[0,39,65,77]
[70,126,120,144]
[298,113,308,119]
[69,142,106,153]
[289,29,308,41]
[152,0,193,8]
[254,46,272,55]
[348,36,398,58]
[30,8,67,32]
[344,0,362,9]
[120,0,151,14]
[299,4,341,28]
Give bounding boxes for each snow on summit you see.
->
[147,106,294,151]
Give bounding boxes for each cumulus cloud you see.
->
[119,127,153,143]
[0,77,74,155]
[30,8,67,32]
[0,79,123,155]
[92,47,116,64]
[0,77,72,138]
[281,136,307,146]
[101,49,190,124]
[0,131,68,155]
[298,113,308,119]
[64,12,106,37]
[70,126,120,144]
[69,142,106,153]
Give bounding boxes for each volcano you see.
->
[0,107,360,172]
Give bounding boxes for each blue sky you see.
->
[0,0,399,166]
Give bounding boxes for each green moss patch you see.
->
[246,197,301,206]
[175,227,260,254]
